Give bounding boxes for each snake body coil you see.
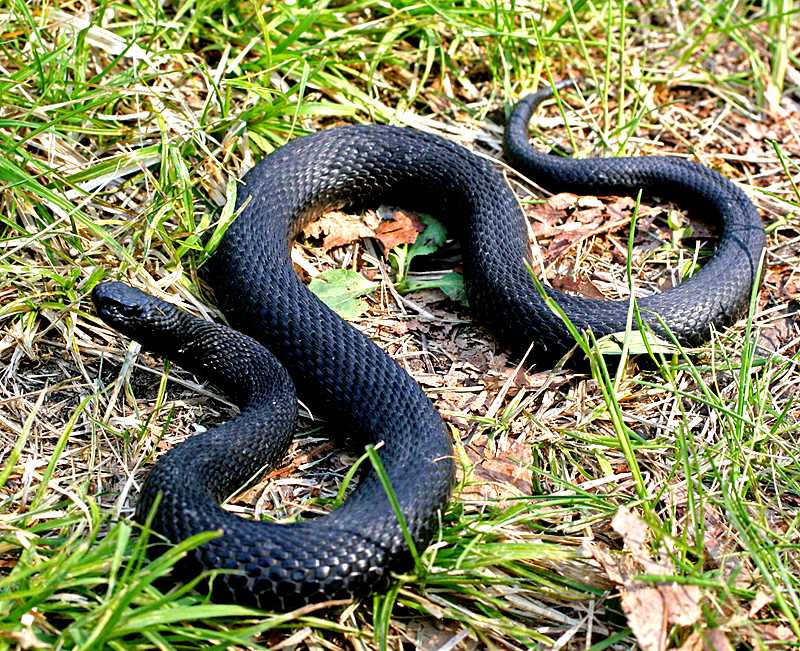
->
[93,88,764,609]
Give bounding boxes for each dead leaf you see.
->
[748,589,774,617]
[592,540,699,646]
[577,195,604,209]
[699,507,732,563]
[588,541,631,585]
[374,209,425,252]
[612,507,650,557]
[482,365,532,394]
[785,276,800,300]
[463,434,532,505]
[745,122,767,140]
[547,192,580,211]
[758,304,798,352]
[620,585,667,651]
[607,196,636,215]
[527,205,567,239]
[702,629,734,651]
[409,622,471,650]
[542,205,630,264]
[602,509,703,648]
[676,631,704,651]
[551,275,606,299]
[546,223,596,259]
[753,623,795,644]
[662,583,702,626]
[302,211,374,250]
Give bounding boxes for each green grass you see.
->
[1,1,799,649]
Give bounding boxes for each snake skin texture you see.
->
[93,86,765,610]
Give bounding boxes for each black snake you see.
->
[92,85,764,609]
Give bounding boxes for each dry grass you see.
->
[1,1,799,649]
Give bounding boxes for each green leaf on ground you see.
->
[308,269,377,320]
[405,272,468,305]
[595,330,677,356]
[392,214,455,294]
[406,214,447,265]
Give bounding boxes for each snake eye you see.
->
[114,301,143,318]
[92,281,151,326]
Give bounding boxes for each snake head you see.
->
[92,281,179,341]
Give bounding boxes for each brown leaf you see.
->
[374,209,424,252]
[410,623,466,650]
[590,540,702,642]
[698,507,754,588]
[551,274,606,299]
[482,365,532,394]
[577,195,604,209]
[588,541,632,585]
[543,207,630,263]
[745,122,768,140]
[702,629,734,651]
[748,589,774,617]
[547,192,580,211]
[699,507,732,563]
[753,623,795,644]
[662,583,702,626]
[302,211,374,250]
[463,434,532,505]
[607,195,636,215]
[526,200,566,237]
[546,222,596,259]
[605,509,702,646]
[676,631,704,651]
[620,585,667,651]
[758,305,798,352]
[612,507,650,557]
